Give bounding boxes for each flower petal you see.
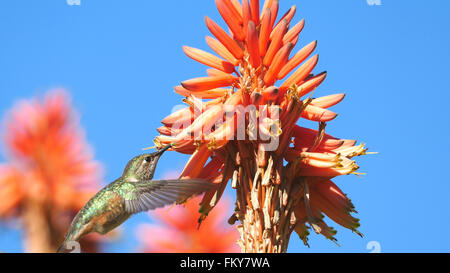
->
[183,46,235,73]
[246,21,261,68]
[161,107,194,126]
[180,145,212,179]
[310,93,346,109]
[301,105,338,122]
[270,5,296,40]
[269,0,279,29]
[216,0,245,41]
[206,36,239,66]
[283,19,305,45]
[259,8,272,56]
[296,71,327,97]
[280,54,319,91]
[278,41,317,80]
[260,0,274,20]
[264,42,293,86]
[205,16,244,60]
[181,75,237,92]
[242,0,252,38]
[174,85,228,99]
[230,0,243,17]
[262,86,279,101]
[263,19,288,67]
[250,0,260,25]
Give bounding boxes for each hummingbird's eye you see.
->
[144,156,152,162]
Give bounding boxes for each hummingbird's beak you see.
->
[153,143,173,157]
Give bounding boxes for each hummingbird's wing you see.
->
[124,179,215,214]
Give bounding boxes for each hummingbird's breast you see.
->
[67,182,130,240]
[90,192,130,235]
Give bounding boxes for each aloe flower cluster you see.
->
[0,91,102,252]
[154,0,369,253]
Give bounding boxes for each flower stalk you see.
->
[21,198,53,252]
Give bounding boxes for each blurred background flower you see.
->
[0,90,103,252]
[136,170,239,253]
[136,196,239,253]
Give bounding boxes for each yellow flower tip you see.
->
[353,172,367,178]
[302,96,313,107]
[153,137,164,149]
[268,119,283,137]
[191,139,200,146]
[288,84,298,93]
[305,86,318,101]
[142,145,157,151]
[207,139,217,151]
[182,97,197,109]
[286,89,300,102]
[365,152,379,155]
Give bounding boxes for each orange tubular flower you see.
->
[136,196,240,253]
[0,90,102,252]
[154,0,371,253]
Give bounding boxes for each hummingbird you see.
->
[57,144,213,253]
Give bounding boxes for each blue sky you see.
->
[1,0,449,253]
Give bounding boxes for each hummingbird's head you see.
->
[122,144,172,181]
